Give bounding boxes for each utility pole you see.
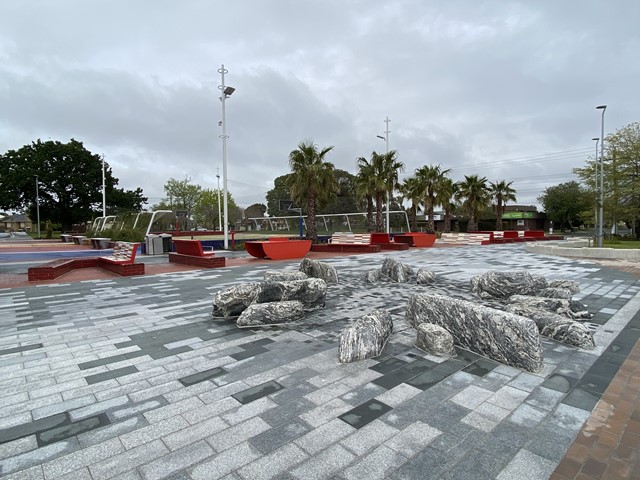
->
[216,168,222,231]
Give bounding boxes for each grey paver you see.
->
[206,417,271,452]
[236,443,308,480]
[188,441,259,480]
[162,416,228,451]
[41,438,123,479]
[88,439,168,480]
[139,440,214,480]
[341,444,407,480]
[290,444,356,480]
[384,421,442,457]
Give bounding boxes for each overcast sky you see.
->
[1,1,638,211]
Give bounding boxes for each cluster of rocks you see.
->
[212,259,338,327]
[364,257,436,285]
[470,270,594,349]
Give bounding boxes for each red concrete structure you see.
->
[169,239,226,268]
[392,233,437,247]
[244,238,312,260]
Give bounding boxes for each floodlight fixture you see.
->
[223,86,235,96]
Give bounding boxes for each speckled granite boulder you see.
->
[237,300,305,328]
[415,323,454,355]
[416,268,437,285]
[506,295,592,320]
[263,270,308,282]
[506,304,595,349]
[338,309,393,363]
[364,269,381,283]
[471,270,543,299]
[536,287,574,300]
[212,283,259,317]
[549,279,581,294]
[253,278,327,311]
[380,258,411,283]
[299,258,339,284]
[213,278,326,317]
[405,292,543,372]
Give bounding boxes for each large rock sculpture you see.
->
[536,287,574,300]
[237,300,305,328]
[415,323,454,355]
[380,258,411,283]
[505,303,595,349]
[506,295,591,320]
[549,279,580,294]
[212,283,259,317]
[338,309,393,363]
[416,268,436,285]
[471,270,543,299]
[213,278,327,317]
[405,293,543,372]
[263,270,308,282]
[299,258,339,284]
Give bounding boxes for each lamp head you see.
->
[223,86,235,96]
[596,105,607,110]
[376,135,385,140]
[592,137,599,141]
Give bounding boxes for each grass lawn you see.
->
[602,240,640,249]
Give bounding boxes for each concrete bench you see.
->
[28,242,144,281]
[392,232,437,247]
[90,237,112,249]
[245,238,312,260]
[168,239,226,268]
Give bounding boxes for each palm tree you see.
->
[287,140,337,242]
[370,151,404,232]
[355,158,376,232]
[455,174,490,232]
[490,180,517,230]
[400,176,423,231]
[415,165,451,233]
[438,177,458,233]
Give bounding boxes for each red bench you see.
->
[392,232,437,247]
[245,238,312,260]
[369,233,410,251]
[28,242,144,281]
[168,239,226,268]
[310,233,381,254]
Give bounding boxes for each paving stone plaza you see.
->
[1,244,639,479]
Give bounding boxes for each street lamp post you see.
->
[102,155,106,218]
[592,137,599,233]
[596,105,607,247]
[377,116,391,233]
[35,176,40,239]
[218,64,235,249]
[216,168,222,232]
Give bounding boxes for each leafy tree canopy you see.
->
[0,139,146,231]
[244,203,267,220]
[538,181,590,231]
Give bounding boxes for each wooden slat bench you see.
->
[168,239,226,268]
[310,232,381,254]
[28,242,144,281]
[245,238,312,260]
[438,233,492,246]
[392,232,437,247]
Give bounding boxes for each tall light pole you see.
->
[377,116,391,233]
[216,168,222,231]
[101,154,107,218]
[596,105,606,247]
[35,176,41,239]
[218,64,235,249]
[592,137,599,233]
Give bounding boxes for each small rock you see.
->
[364,269,381,283]
[299,258,339,284]
[416,268,436,285]
[338,309,393,363]
[237,300,305,328]
[263,270,308,282]
[415,323,454,355]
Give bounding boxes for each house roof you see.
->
[2,214,30,222]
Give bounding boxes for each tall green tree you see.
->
[192,188,240,230]
[400,176,423,232]
[455,175,490,232]
[0,139,145,231]
[355,157,376,232]
[318,169,359,215]
[287,140,337,242]
[489,180,517,231]
[438,177,459,233]
[265,174,293,217]
[360,150,404,232]
[575,122,640,238]
[415,164,451,233]
[163,176,202,219]
[537,181,590,231]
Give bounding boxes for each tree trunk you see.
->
[426,196,435,233]
[375,192,384,232]
[307,195,317,243]
[444,212,451,233]
[410,205,417,231]
[495,202,503,230]
[467,214,477,232]
[366,195,374,232]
